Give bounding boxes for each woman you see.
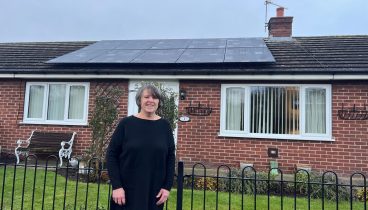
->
[106,84,175,210]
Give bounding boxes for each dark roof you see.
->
[47,38,276,64]
[1,36,368,75]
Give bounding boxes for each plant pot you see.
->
[69,158,79,168]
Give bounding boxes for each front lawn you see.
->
[165,189,366,210]
[0,166,365,209]
[0,166,110,209]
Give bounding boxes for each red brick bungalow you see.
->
[0,12,368,174]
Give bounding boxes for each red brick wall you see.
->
[1,79,368,174]
[0,79,128,157]
[177,81,368,174]
[268,16,293,37]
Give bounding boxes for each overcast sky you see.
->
[1,0,367,42]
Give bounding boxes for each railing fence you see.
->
[0,155,367,210]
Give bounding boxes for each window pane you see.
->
[47,84,66,120]
[226,88,244,131]
[28,85,45,118]
[250,86,299,134]
[68,86,85,119]
[305,88,326,134]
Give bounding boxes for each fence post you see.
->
[176,161,184,210]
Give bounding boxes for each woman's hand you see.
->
[112,188,125,205]
[156,188,170,205]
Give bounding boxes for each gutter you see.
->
[1,73,368,80]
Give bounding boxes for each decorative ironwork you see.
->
[185,102,212,116]
[338,104,368,120]
[0,159,366,209]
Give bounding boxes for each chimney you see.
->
[268,7,293,37]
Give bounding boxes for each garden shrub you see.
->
[285,171,351,201]
[193,177,218,191]
[217,168,278,194]
[87,85,123,169]
[356,188,367,201]
[182,176,216,191]
[183,167,354,201]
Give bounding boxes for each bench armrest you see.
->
[16,130,35,148]
[60,132,76,149]
[16,139,30,147]
[60,140,72,149]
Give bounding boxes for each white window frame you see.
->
[23,82,89,125]
[220,84,332,141]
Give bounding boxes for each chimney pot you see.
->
[276,7,284,17]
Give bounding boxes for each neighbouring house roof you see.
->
[0,36,368,76]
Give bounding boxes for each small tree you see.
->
[87,85,123,168]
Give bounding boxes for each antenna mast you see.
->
[264,1,287,32]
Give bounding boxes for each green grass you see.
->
[0,166,365,210]
[166,189,366,210]
[0,166,110,209]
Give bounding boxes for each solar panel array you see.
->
[47,38,275,64]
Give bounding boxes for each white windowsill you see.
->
[218,132,334,142]
[21,120,88,126]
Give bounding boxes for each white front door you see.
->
[128,80,179,144]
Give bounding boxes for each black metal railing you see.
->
[177,162,367,210]
[0,156,367,210]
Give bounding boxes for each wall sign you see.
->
[185,102,212,116]
[179,115,191,122]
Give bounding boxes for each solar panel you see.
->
[150,39,191,49]
[177,48,225,63]
[225,47,275,63]
[187,39,227,49]
[47,38,276,64]
[226,38,267,48]
[88,50,142,63]
[116,40,158,49]
[132,49,184,63]
[48,49,109,63]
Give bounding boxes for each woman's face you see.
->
[140,89,159,115]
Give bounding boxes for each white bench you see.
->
[15,131,76,166]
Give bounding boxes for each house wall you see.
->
[177,80,368,174]
[1,79,367,174]
[0,79,129,158]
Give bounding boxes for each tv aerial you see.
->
[264,1,287,32]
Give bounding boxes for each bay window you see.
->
[220,84,332,141]
[24,82,89,125]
